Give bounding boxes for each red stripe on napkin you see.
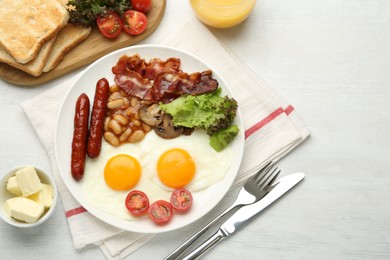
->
[284,105,294,115]
[66,206,87,218]
[64,105,294,218]
[245,105,294,139]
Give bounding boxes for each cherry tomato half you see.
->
[122,10,148,35]
[170,188,193,212]
[148,200,173,224]
[125,190,150,216]
[96,11,123,39]
[131,0,152,14]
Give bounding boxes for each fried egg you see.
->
[141,131,232,192]
[83,142,144,220]
[83,131,232,221]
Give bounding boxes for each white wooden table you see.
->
[1,1,389,259]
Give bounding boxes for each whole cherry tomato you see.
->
[131,0,152,13]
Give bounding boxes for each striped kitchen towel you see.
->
[21,17,309,260]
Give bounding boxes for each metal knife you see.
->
[181,172,305,260]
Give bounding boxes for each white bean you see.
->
[108,92,122,101]
[104,117,110,132]
[119,128,132,142]
[104,132,119,147]
[109,85,120,93]
[132,119,141,127]
[142,124,152,132]
[108,119,122,135]
[107,99,124,109]
[114,114,129,125]
[130,97,139,107]
[129,130,145,143]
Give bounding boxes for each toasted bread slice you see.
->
[43,24,92,73]
[0,0,69,64]
[0,36,56,77]
[57,0,69,5]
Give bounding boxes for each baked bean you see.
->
[104,132,119,147]
[133,120,141,127]
[134,112,140,120]
[109,85,120,93]
[109,92,122,101]
[125,107,135,116]
[104,117,110,132]
[142,124,152,132]
[130,97,139,107]
[122,98,130,108]
[119,128,132,142]
[129,130,145,143]
[108,119,122,134]
[108,99,125,109]
[114,114,129,125]
[120,90,127,97]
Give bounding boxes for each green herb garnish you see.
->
[67,0,131,27]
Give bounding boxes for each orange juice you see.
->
[190,0,257,28]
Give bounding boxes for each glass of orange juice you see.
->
[189,0,257,28]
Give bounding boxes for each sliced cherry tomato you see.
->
[125,190,149,216]
[148,200,173,224]
[96,11,123,39]
[122,10,148,35]
[131,0,152,13]
[170,188,193,212]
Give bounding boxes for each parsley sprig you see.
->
[67,0,131,27]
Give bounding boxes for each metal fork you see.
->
[164,161,280,260]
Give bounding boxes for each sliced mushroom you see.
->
[154,114,183,139]
[182,127,195,136]
[138,104,163,126]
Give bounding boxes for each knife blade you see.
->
[182,172,305,260]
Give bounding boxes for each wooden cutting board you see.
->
[0,1,166,86]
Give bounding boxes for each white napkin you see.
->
[21,18,309,259]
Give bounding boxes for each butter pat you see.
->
[6,176,22,196]
[4,197,18,216]
[15,166,42,197]
[8,197,44,223]
[28,183,53,208]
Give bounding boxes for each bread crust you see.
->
[0,0,69,64]
[0,37,56,77]
[43,25,92,73]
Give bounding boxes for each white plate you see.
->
[55,45,245,233]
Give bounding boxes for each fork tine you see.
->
[253,161,276,184]
[269,169,280,184]
[255,163,277,186]
[252,161,273,182]
[258,168,280,190]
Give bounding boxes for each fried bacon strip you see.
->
[114,71,153,100]
[112,54,182,80]
[112,54,218,103]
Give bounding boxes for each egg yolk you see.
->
[104,154,141,191]
[157,148,196,189]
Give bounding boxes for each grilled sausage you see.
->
[71,93,90,181]
[87,78,110,158]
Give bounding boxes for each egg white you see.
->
[141,131,233,192]
[83,130,232,221]
[83,141,135,220]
